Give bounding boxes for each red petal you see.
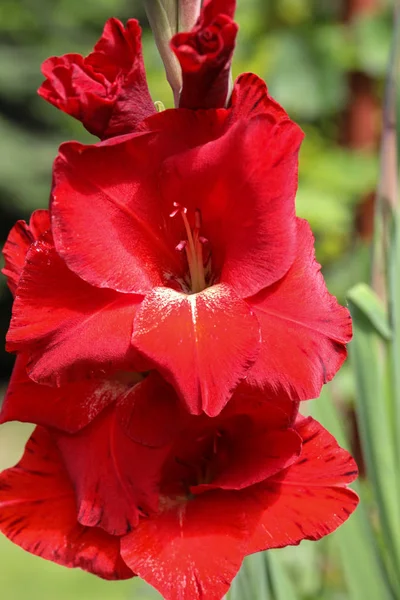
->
[56,405,166,535]
[6,232,140,386]
[0,354,130,433]
[282,415,359,486]
[117,372,190,448]
[172,0,238,110]
[246,218,352,400]
[38,19,154,138]
[121,490,259,600]
[228,72,291,123]
[248,416,359,552]
[161,115,303,297]
[51,135,184,294]
[51,107,230,295]
[2,210,50,296]
[131,284,260,416]
[0,427,133,580]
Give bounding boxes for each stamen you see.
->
[175,240,187,252]
[170,202,187,218]
[170,203,208,293]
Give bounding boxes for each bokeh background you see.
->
[0,0,395,598]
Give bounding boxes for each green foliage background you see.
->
[0,0,395,599]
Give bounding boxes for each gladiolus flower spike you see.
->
[0,1,357,599]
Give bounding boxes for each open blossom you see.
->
[0,375,358,600]
[5,71,351,418]
[18,2,353,419]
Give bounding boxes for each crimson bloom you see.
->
[0,374,358,599]
[5,71,351,418]
[38,18,155,139]
[15,2,354,419]
[40,1,238,136]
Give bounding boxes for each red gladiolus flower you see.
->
[171,0,238,109]
[38,18,155,139]
[4,74,351,417]
[0,2,359,596]
[0,377,358,599]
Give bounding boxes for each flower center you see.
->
[170,203,209,294]
[160,427,225,501]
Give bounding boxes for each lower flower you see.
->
[0,377,358,600]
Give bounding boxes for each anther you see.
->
[170,203,208,293]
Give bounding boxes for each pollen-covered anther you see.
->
[170,202,209,294]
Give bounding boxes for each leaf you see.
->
[266,551,299,600]
[347,283,392,340]
[311,390,394,600]
[348,299,400,592]
[388,208,400,471]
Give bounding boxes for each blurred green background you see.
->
[0,0,395,598]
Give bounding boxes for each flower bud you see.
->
[143,0,202,105]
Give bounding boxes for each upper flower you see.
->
[38,18,155,138]
[4,71,351,417]
[6,73,350,421]
[5,1,352,420]
[0,374,358,599]
[39,1,239,136]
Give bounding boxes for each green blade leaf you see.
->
[347,283,391,340]
[311,391,394,600]
[388,208,400,475]
[266,551,299,600]
[348,299,400,591]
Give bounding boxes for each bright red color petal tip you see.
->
[229,72,291,123]
[2,209,50,296]
[51,134,182,295]
[0,427,133,580]
[248,416,359,552]
[246,218,352,400]
[38,18,155,139]
[55,406,165,535]
[131,284,260,416]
